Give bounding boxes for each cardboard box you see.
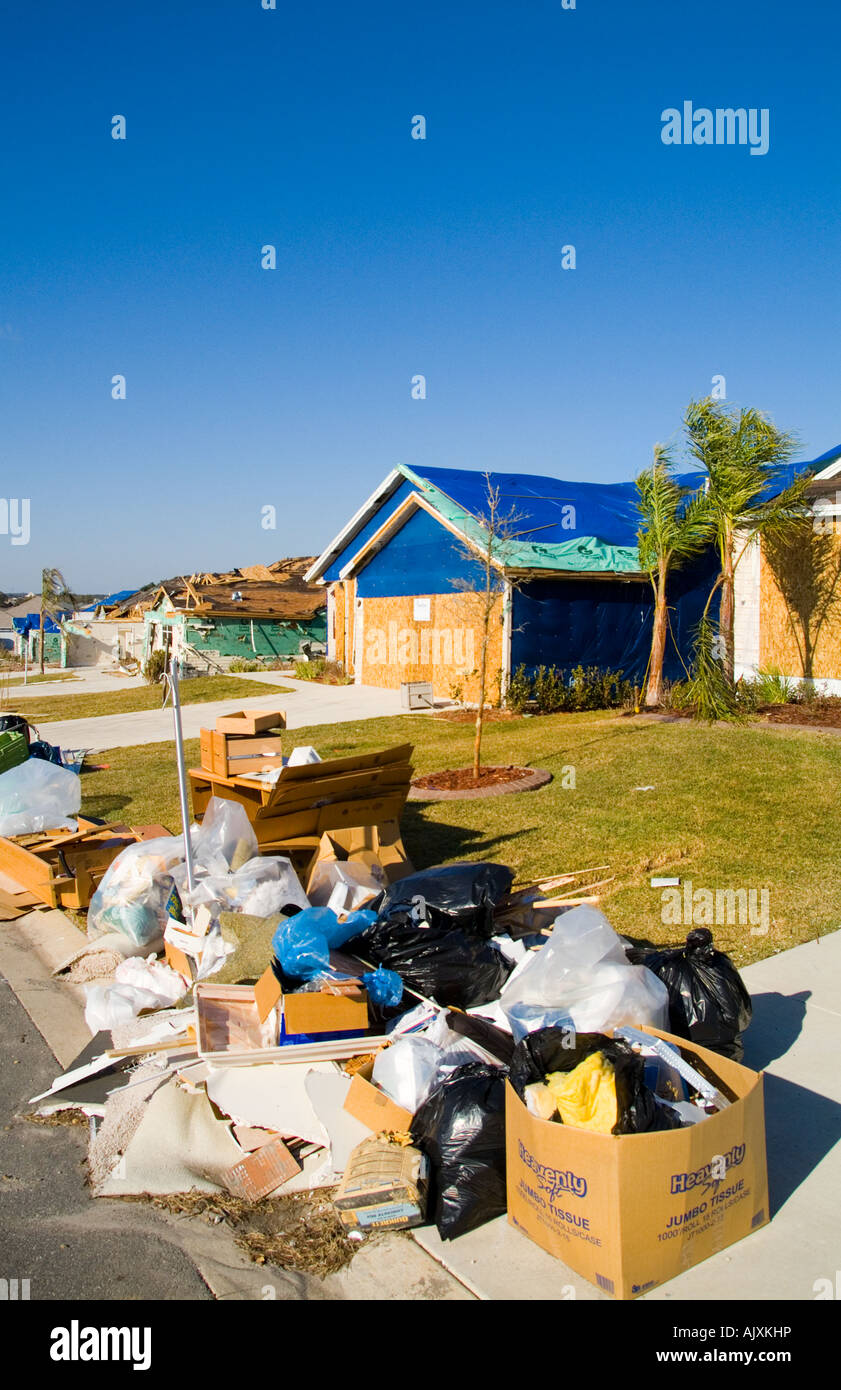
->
[216,710,286,736]
[343,1058,415,1134]
[505,1027,769,1300]
[200,728,285,778]
[333,1135,427,1230]
[305,823,413,895]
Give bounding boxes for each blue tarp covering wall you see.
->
[511,551,721,685]
[354,507,484,597]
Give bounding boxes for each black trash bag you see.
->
[627,928,752,1062]
[377,862,514,939]
[509,1028,683,1134]
[411,1062,508,1240]
[348,915,513,1009]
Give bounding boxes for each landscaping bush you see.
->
[229,658,263,672]
[293,658,351,685]
[754,666,795,705]
[143,650,167,685]
[506,663,632,715]
[505,664,533,713]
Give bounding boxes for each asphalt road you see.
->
[0,975,213,1302]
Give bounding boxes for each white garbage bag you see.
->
[0,758,81,837]
[500,905,670,1041]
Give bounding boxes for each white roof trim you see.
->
[304,468,404,584]
[812,458,841,482]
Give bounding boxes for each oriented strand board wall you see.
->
[759,529,841,678]
[359,590,505,701]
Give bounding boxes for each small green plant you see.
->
[143,650,167,685]
[229,657,262,672]
[448,678,464,704]
[293,658,351,685]
[505,664,534,713]
[754,666,795,705]
[532,665,567,714]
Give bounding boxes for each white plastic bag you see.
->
[194,797,257,873]
[372,1037,443,1113]
[500,905,669,1041]
[87,834,190,946]
[287,746,321,766]
[0,758,81,836]
[83,955,186,1033]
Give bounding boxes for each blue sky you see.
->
[1,0,839,591]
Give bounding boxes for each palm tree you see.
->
[636,445,711,705]
[685,398,809,681]
[38,567,75,674]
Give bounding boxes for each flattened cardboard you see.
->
[343,1058,415,1134]
[505,1026,769,1300]
[306,823,413,895]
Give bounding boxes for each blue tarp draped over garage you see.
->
[511,552,721,686]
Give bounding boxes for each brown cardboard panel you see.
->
[254,963,282,1023]
[343,1059,415,1133]
[284,986,369,1036]
[505,1027,769,1300]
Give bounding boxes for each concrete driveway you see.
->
[29,677,413,753]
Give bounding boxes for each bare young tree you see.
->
[453,474,528,779]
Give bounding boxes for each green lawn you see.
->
[78,710,841,967]
[3,675,292,723]
[1,672,79,686]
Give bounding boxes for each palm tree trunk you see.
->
[646,569,668,706]
[721,537,735,682]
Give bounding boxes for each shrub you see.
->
[229,658,262,672]
[293,658,351,685]
[505,664,534,713]
[532,665,567,714]
[143,650,167,685]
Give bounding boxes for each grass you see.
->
[1,675,292,723]
[0,672,79,687]
[78,709,841,968]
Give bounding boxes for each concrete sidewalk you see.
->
[414,930,841,1301]
[31,678,413,752]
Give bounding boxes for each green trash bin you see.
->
[0,729,29,776]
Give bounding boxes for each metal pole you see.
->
[169,657,196,900]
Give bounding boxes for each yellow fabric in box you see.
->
[545,1051,618,1134]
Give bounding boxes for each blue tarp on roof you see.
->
[80,590,135,611]
[407,464,708,549]
[12,613,65,635]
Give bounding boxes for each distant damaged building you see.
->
[107,558,327,671]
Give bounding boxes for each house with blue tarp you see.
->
[305,457,831,701]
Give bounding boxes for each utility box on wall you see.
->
[400,681,434,710]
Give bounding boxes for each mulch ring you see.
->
[137,1190,362,1278]
[759,702,841,729]
[408,765,552,800]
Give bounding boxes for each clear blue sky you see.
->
[2,0,839,592]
